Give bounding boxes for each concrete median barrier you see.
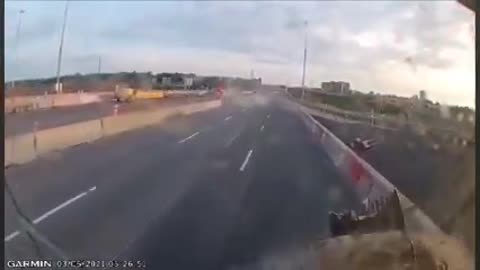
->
[101,109,172,137]
[5,92,111,114]
[102,100,220,136]
[165,90,210,97]
[5,133,36,167]
[298,105,441,234]
[5,99,222,167]
[35,120,103,156]
[178,100,221,115]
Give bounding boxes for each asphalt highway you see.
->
[5,96,215,137]
[4,92,358,269]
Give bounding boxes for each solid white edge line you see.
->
[5,186,96,242]
[239,149,254,172]
[178,131,200,144]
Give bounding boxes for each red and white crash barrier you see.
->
[298,105,441,234]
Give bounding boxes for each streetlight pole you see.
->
[98,56,102,74]
[55,1,70,93]
[301,20,308,100]
[12,9,26,89]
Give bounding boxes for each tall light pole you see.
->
[55,1,70,93]
[12,9,26,89]
[98,56,102,73]
[301,20,308,100]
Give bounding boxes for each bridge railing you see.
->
[295,102,441,234]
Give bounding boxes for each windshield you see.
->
[4,1,475,269]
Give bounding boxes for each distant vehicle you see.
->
[348,138,376,153]
[214,83,225,99]
[241,90,256,95]
[114,88,165,102]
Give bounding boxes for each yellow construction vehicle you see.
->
[114,87,166,102]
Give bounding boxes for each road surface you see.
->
[5,92,358,269]
[5,96,215,137]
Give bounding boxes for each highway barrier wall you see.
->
[5,133,36,166]
[297,104,442,234]
[5,92,111,114]
[165,90,209,97]
[36,120,103,155]
[102,109,173,137]
[5,99,222,167]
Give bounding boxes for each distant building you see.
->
[350,90,364,95]
[309,87,323,92]
[184,77,194,88]
[161,77,172,86]
[419,90,427,101]
[153,73,195,89]
[321,81,351,95]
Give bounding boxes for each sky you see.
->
[4,1,475,107]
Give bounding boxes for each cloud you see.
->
[4,1,475,107]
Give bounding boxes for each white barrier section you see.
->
[79,93,102,104]
[102,100,220,136]
[102,109,170,137]
[165,90,210,97]
[178,100,221,115]
[5,92,111,113]
[5,99,222,167]
[35,95,55,109]
[35,120,103,155]
[298,106,441,234]
[5,133,36,166]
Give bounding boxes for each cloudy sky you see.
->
[5,1,475,107]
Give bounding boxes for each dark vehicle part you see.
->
[348,138,377,154]
[329,190,405,237]
[457,0,476,13]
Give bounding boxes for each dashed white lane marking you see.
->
[224,116,232,121]
[225,133,240,148]
[239,149,254,172]
[4,231,20,242]
[178,131,200,144]
[260,125,265,132]
[5,186,96,242]
[33,192,88,224]
[267,114,270,119]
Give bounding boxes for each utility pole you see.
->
[97,56,102,74]
[55,1,70,93]
[301,20,308,100]
[12,9,26,89]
